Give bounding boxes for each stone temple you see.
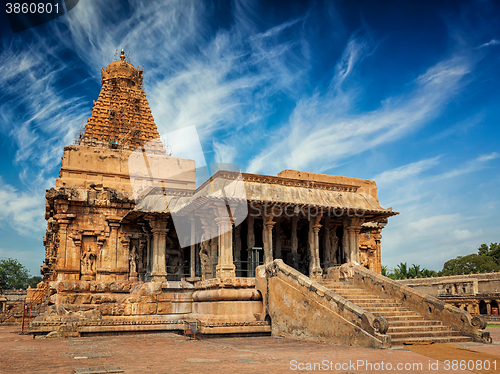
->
[29,52,491,347]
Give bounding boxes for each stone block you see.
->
[157,301,191,315]
[109,282,132,293]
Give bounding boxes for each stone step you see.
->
[319,281,473,347]
[388,325,452,333]
[372,311,422,318]
[349,299,398,304]
[391,336,472,346]
[334,292,379,298]
[389,330,462,339]
[362,306,409,313]
[356,302,403,309]
[332,295,382,301]
[384,315,425,322]
[388,319,442,327]
[333,290,377,295]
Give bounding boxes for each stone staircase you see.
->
[319,280,472,345]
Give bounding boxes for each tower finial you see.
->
[120,49,125,61]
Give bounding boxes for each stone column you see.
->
[101,216,121,280]
[347,217,364,263]
[342,217,349,263]
[215,205,235,278]
[119,235,130,281]
[308,216,323,279]
[55,217,78,280]
[247,215,255,249]
[189,217,196,278]
[291,216,298,269]
[274,219,282,260]
[138,238,147,281]
[472,301,479,315]
[263,212,275,264]
[487,301,492,315]
[149,219,168,282]
[210,237,218,278]
[323,219,331,271]
[373,229,382,274]
[234,224,242,276]
[199,217,215,280]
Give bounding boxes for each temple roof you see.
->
[127,170,398,222]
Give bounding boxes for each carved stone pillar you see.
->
[149,219,168,282]
[138,238,147,281]
[263,212,275,264]
[55,216,78,280]
[291,216,298,269]
[120,235,131,281]
[346,217,364,263]
[308,216,323,279]
[189,217,196,278]
[274,219,282,260]
[210,237,218,278]
[97,216,121,281]
[373,229,382,274]
[342,217,349,264]
[215,208,235,278]
[234,224,242,276]
[247,215,255,249]
[487,301,492,315]
[199,217,215,280]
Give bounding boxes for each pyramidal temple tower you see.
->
[78,49,161,150]
[41,51,195,281]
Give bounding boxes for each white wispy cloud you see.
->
[247,52,472,174]
[479,39,500,48]
[0,177,45,235]
[477,152,500,162]
[373,156,441,186]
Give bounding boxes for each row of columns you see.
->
[142,207,368,282]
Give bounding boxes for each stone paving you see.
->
[1,325,500,374]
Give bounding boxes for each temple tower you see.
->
[41,51,195,281]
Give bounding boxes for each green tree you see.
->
[28,276,43,288]
[440,253,500,276]
[393,262,409,279]
[381,265,388,277]
[0,258,30,289]
[478,243,500,264]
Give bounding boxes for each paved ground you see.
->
[1,325,500,374]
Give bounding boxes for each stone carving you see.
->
[199,239,211,281]
[339,261,359,279]
[129,245,138,274]
[373,316,389,334]
[323,222,339,269]
[471,315,487,330]
[165,236,182,276]
[81,244,96,280]
[359,249,369,268]
[138,241,146,273]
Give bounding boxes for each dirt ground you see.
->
[1,325,499,374]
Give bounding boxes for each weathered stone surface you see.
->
[258,260,389,349]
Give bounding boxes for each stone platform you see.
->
[29,277,270,337]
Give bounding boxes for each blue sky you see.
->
[0,0,499,275]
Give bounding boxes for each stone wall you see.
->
[397,272,500,296]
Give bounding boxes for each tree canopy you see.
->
[383,242,500,279]
[384,262,437,280]
[0,258,41,290]
[440,242,500,276]
[440,253,500,276]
